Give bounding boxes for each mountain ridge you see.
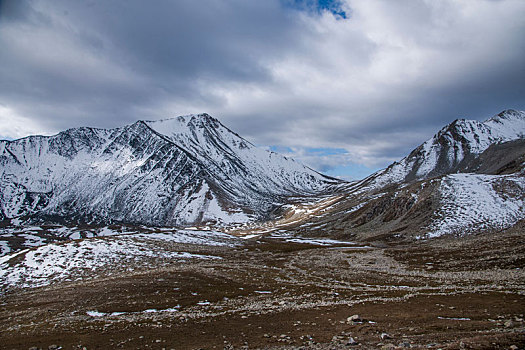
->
[268,109,524,241]
[0,114,340,226]
[363,109,525,189]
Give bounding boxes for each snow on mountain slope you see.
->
[368,109,525,189]
[145,114,337,204]
[0,114,339,226]
[268,110,525,241]
[426,173,525,238]
[270,173,525,241]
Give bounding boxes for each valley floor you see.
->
[1,224,524,350]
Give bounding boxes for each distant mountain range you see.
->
[1,109,523,240]
[0,114,339,226]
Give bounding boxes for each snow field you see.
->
[427,174,525,237]
[0,229,239,289]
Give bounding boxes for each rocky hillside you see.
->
[274,110,525,242]
[0,114,340,226]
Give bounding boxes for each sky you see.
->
[0,0,524,180]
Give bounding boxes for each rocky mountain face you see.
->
[0,114,340,226]
[279,110,525,241]
[366,109,525,189]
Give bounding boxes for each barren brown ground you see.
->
[1,226,524,350]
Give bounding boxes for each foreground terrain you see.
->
[1,223,524,349]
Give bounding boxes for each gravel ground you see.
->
[0,227,524,350]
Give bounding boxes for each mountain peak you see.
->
[0,113,338,226]
[187,113,220,128]
[369,108,525,187]
[142,113,224,137]
[486,109,524,123]
[147,113,217,124]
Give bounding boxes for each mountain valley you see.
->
[0,110,524,349]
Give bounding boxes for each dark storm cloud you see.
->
[0,0,297,131]
[0,0,524,177]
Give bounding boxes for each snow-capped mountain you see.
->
[0,114,339,226]
[367,109,525,188]
[275,109,525,240]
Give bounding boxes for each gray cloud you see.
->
[0,0,294,129]
[0,0,524,177]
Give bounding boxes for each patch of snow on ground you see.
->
[0,236,221,290]
[428,174,525,237]
[283,238,352,246]
[52,226,71,236]
[86,311,106,317]
[0,226,240,257]
[0,241,11,256]
[19,234,45,247]
[437,317,471,321]
[269,234,359,246]
[135,230,239,247]
[70,232,81,239]
[86,305,181,317]
[97,227,120,236]
[22,226,42,232]
[11,218,21,226]
[239,234,260,240]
